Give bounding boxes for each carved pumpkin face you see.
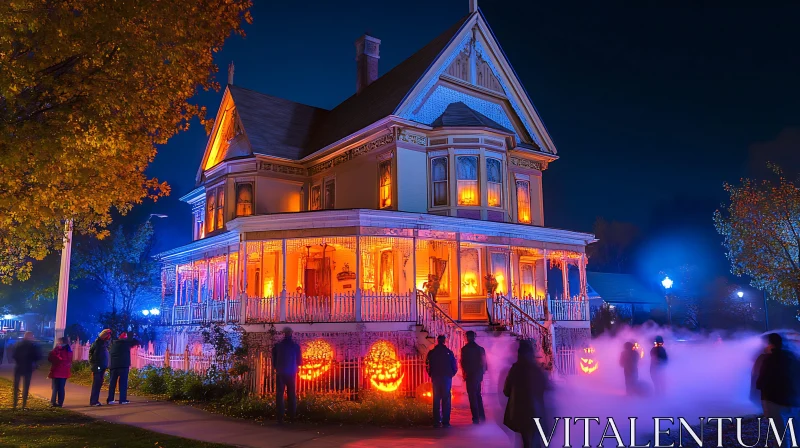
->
[580,346,599,374]
[298,339,334,380]
[364,340,404,392]
[632,342,645,359]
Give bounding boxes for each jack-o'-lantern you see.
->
[579,346,599,374]
[298,339,334,380]
[416,382,454,402]
[364,340,404,392]
[632,342,645,359]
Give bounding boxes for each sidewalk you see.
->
[0,366,511,448]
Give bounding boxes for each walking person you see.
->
[503,340,550,448]
[619,341,639,396]
[650,335,668,396]
[756,333,800,447]
[461,330,488,424]
[48,336,73,407]
[272,327,301,424]
[89,329,111,407]
[11,332,42,410]
[107,332,140,405]
[426,335,457,428]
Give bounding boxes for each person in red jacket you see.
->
[48,336,73,407]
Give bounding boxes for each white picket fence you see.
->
[71,340,215,375]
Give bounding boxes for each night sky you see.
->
[138,1,800,275]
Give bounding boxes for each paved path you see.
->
[0,366,513,448]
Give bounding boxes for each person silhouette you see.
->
[426,335,457,428]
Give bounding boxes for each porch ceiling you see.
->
[227,209,595,249]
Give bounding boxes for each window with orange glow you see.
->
[460,248,481,295]
[516,180,531,224]
[310,185,321,210]
[457,156,479,206]
[379,160,392,208]
[487,158,502,208]
[216,188,225,230]
[235,182,253,217]
[490,252,508,295]
[430,157,448,206]
[206,190,216,234]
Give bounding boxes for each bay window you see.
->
[487,158,502,207]
[516,180,531,224]
[235,182,253,217]
[379,159,392,208]
[456,156,479,206]
[431,157,449,206]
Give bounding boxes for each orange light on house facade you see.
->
[457,183,479,206]
[204,110,230,170]
[494,272,505,294]
[461,272,479,295]
[379,159,392,209]
[364,340,404,392]
[580,346,599,374]
[487,186,501,208]
[516,180,531,224]
[299,339,335,380]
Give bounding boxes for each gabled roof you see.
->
[304,13,472,156]
[431,101,513,133]
[228,85,327,160]
[586,272,666,305]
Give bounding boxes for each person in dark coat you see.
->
[272,327,302,423]
[619,341,639,396]
[426,335,457,428]
[460,330,488,424]
[48,336,73,407]
[504,340,550,448]
[12,332,42,410]
[650,335,668,396]
[756,333,800,442]
[107,332,140,405]
[89,329,112,406]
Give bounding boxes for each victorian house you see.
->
[159,6,594,396]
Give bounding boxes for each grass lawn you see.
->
[0,378,231,448]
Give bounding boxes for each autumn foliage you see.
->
[0,0,252,283]
[714,164,800,311]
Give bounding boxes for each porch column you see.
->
[411,234,418,321]
[239,239,248,325]
[505,246,512,300]
[174,266,179,306]
[561,255,569,301]
[455,233,462,321]
[543,249,550,319]
[280,239,287,321]
[355,236,362,322]
[224,249,230,322]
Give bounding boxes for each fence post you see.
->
[239,293,248,325]
[164,347,171,368]
[184,345,190,371]
[223,297,229,323]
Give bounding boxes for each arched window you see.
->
[379,160,392,208]
[430,157,449,206]
[456,156,479,206]
[516,180,531,224]
[487,158,502,208]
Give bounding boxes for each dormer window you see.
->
[516,180,531,224]
[430,157,448,206]
[235,182,253,217]
[487,158,502,208]
[456,156,479,206]
[379,159,392,209]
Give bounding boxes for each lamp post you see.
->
[661,276,673,327]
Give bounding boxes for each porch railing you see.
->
[246,296,278,323]
[548,297,590,321]
[509,296,548,321]
[362,292,414,322]
[285,293,355,323]
[415,289,465,354]
[492,295,553,369]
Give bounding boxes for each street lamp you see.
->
[142,310,150,316]
[150,308,160,316]
[661,276,673,326]
[737,291,744,299]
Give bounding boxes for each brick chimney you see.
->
[355,34,380,94]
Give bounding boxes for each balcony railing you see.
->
[549,296,589,321]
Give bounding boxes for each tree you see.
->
[0,0,252,283]
[714,164,800,313]
[587,218,641,273]
[74,220,160,329]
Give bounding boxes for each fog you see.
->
[475,324,783,447]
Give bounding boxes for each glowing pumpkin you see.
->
[298,339,334,380]
[632,342,645,359]
[364,340,404,392]
[416,381,454,402]
[579,346,599,374]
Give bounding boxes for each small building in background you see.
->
[586,272,667,325]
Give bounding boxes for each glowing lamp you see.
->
[737,291,744,298]
[150,308,160,316]
[141,310,150,316]
[3,314,14,320]
[299,339,335,380]
[661,277,673,289]
[579,346,599,374]
[364,340,404,392]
